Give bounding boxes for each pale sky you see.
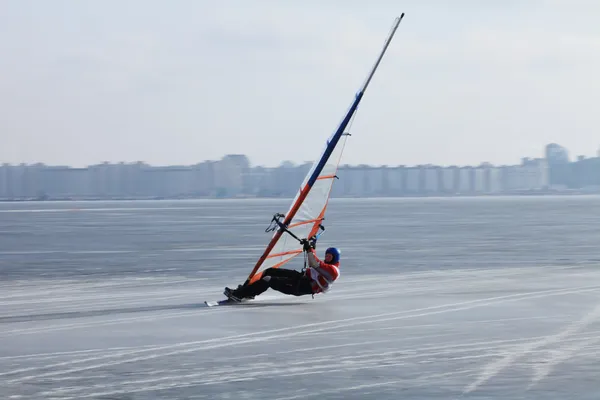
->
[1,0,599,168]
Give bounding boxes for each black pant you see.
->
[236,267,314,298]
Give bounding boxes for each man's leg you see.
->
[268,275,314,297]
[262,267,302,279]
[226,268,298,300]
[229,270,310,300]
[230,279,270,299]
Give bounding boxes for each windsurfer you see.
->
[207,14,403,308]
[224,241,341,302]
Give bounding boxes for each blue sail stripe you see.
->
[306,91,364,188]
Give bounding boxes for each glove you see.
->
[301,239,312,252]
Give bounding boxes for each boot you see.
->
[223,286,242,302]
[224,284,255,302]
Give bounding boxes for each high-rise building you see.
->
[193,161,216,196]
[213,155,249,197]
[423,166,439,193]
[386,166,404,196]
[545,143,569,164]
[545,143,570,187]
[473,167,485,193]
[487,166,502,193]
[458,167,472,193]
[405,167,419,194]
[522,158,549,190]
[0,164,9,199]
[365,167,384,196]
[440,166,456,194]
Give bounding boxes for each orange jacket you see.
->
[305,249,340,293]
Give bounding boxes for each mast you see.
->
[360,14,403,94]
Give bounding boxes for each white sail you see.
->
[246,15,404,284]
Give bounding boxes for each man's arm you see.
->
[306,250,335,281]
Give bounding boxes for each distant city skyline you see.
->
[0,150,554,169]
[1,1,600,167]
[2,143,600,201]
[2,142,599,170]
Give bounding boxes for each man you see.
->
[223,240,341,302]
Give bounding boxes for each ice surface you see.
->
[2,266,600,399]
[2,198,600,399]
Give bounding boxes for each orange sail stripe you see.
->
[309,206,328,239]
[316,174,336,180]
[308,134,347,239]
[266,249,302,259]
[288,218,323,229]
[249,271,264,284]
[246,183,311,282]
[247,229,283,282]
[249,256,300,284]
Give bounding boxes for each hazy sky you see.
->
[1,0,599,168]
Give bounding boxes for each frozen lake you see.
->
[2,197,600,399]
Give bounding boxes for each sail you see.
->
[246,15,404,284]
[248,131,350,283]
